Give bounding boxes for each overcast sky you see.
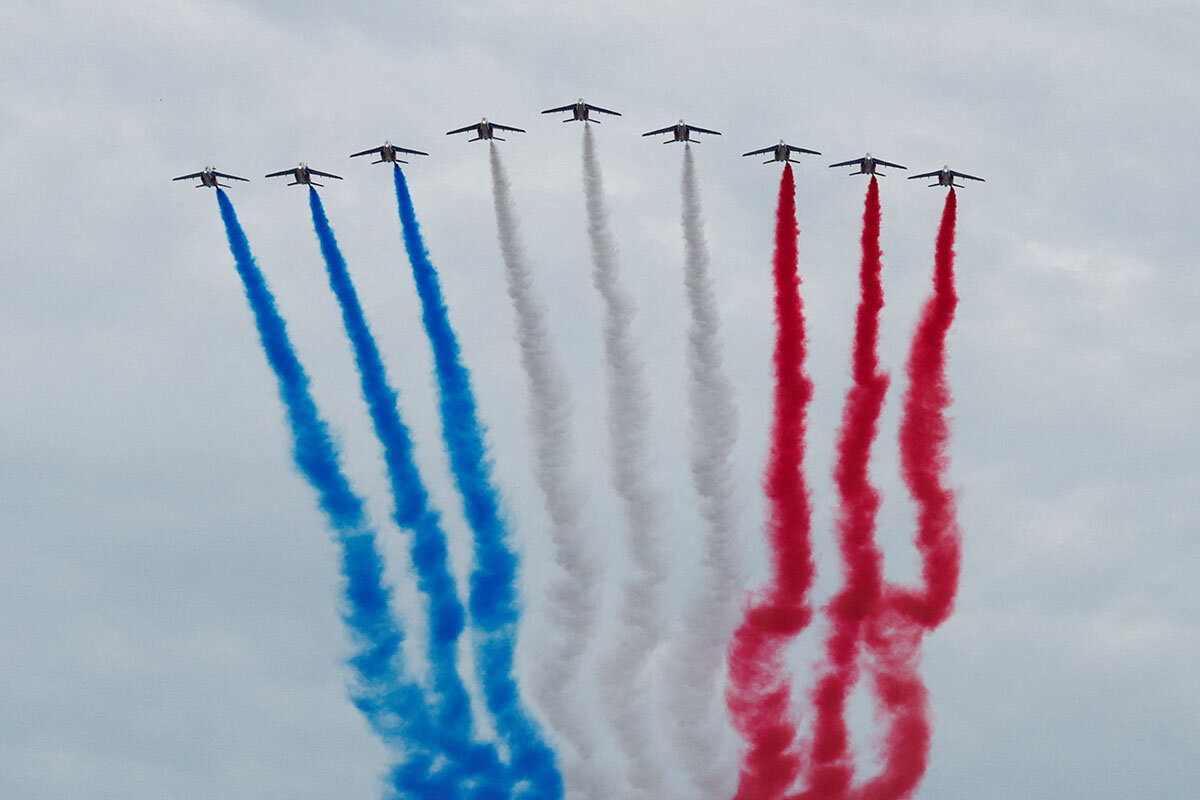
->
[2,1,1198,798]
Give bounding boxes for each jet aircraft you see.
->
[908,166,985,188]
[743,141,822,164]
[541,99,622,123]
[446,118,526,142]
[172,167,249,189]
[642,121,722,143]
[349,142,429,164]
[829,153,907,176]
[264,164,344,187]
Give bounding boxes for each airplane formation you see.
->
[173,98,984,189]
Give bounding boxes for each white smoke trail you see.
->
[488,144,607,800]
[663,144,744,800]
[582,125,669,800]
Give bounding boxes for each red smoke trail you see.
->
[727,163,816,800]
[846,608,930,800]
[847,188,961,800]
[889,188,962,631]
[803,176,890,800]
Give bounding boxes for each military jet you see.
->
[264,163,343,187]
[908,166,985,188]
[172,167,249,189]
[642,120,722,143]
[349,142,429,165]
[541,99,622,123]
[742,141,822,164]
[446,118,526,142]
[829,153,907,176]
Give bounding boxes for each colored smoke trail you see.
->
[804,176,890,800]
[665,143,744,800]
[489,143,604,800]
[890,188,962,632]
[214,189,444,797]
[306,188,506,798]
[845,611,929,800]
[582,124,669,800]
[390,165,564,800]
[847,188,961,800]
[726,163,815,800]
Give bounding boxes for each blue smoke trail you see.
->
[306,188,505,799]
[392,165,563,800]
[214,189,446,799]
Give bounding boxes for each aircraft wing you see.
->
[586,104,621,116]
[787,145,821,155]
[264,169,295,178]
[213,171,249,181]
[828,158,864,168]
[308,168,343,180]
[686,125,722,135]
[349,146,384,158]
[642,126,676,136]
[395,146,429,156]
[742,146,774,157]
[491,123,526,133]
[446,124,479,135]
[873,158,907,169]
[951,170,985,182]
[541,104,575,114]
[908,170,941,180]
[172,172,204,181]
